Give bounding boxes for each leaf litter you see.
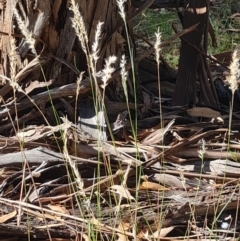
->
[0,7,240,241]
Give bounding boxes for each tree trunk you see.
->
[171,0,207,106]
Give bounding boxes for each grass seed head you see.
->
[101,55,117,88]
[70,0,88,54]
[91,22,104,63]
[228,49,240,94]
[117,0,127,20]
[154,28,162,64]
[13,9,36,55]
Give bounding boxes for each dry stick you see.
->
[177,148,240,162]
[155,169,237,183]
[134,33,154,48]
[0,100,71,133]
[83,169,135,193]
[0,198,135,238]
[134,33,175,80]
[0,83,89,120]
[191,142,240,149]
[142,128,228,168]
[208,18,218,48]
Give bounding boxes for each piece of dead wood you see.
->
[0,147,64,167]
[143,128,228,168]
[198,53,219,106]
[191,142,240,150]
[0,82,89,120]
[152,173,191,189]
[131,0,185,8]
[0,146,103,167]
[24,79,53,95]
[0,99,80,134]
[161,169,237,183]
[0,198,135,238]
[141,119,175,145]
[105,99,144,120]
[132,23,199,66]
[0,55,49,99]
[177,148,240,162]
[187,107,221,118]
[174,157,240,176]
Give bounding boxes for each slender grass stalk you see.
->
[14,7,63,145]
[117,2,145,238]
[153,28,169,238]
[70,2,126,234]
[227,49,239,146]
[120,54,136,136]
[71,1,114,151]
[117,0,138,143]
[9,11,57,241]
[8,37,20,133]
[70,4,102,218]
[62,117,86,196]
[154,29,162,128]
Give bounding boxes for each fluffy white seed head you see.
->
[117,0,127,20]
[154,28,162,64]
[228,49,240,94]
[13,9,36,55]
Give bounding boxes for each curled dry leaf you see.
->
[109,185,135,201]
[117,221,130,241]
[48,204,69,215]
[150,226,174,238]
[82,234,91,241]
[140,181,169,191]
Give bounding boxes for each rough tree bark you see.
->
[171,0,207,106]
